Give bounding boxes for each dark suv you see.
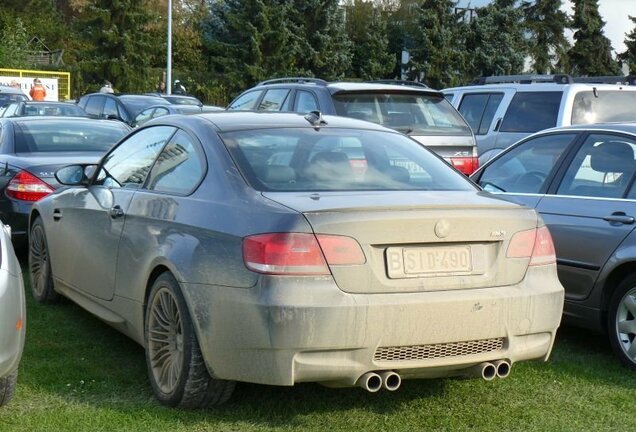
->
[77,93,170,126]
[228,78,478,174]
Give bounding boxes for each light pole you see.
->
[166,0,172,95]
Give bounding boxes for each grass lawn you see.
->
[1,271,635,431]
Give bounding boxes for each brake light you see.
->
[529,226,556,266]
[507,226,556,266]
[6,171,54,201]
[450,156,479,175]
[243,233,366,275]
[315,234,366,265]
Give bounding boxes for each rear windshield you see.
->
[14,121,128,153]
[221,128,475,192]
[571,91,636,124]
[0,93,27,107]
[22,103,86,117]
[119,96,169,116]
[332,92,472,136]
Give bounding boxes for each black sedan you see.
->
[0,117,129,244]
[471,123,636,369]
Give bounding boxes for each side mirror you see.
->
[55,165,98,186]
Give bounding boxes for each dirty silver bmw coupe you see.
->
[29,112,564,407]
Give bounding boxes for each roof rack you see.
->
[572,75,636,85]
[365,80,429,88]
[471,74,573,85]
[257,77,328,86]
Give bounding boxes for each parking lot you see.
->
[0,268,631,431]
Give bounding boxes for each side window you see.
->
[95,126,176,188]
[103,97,118,118]
[500,92,561,133]
[153,107,170,118]
[2,104,18,117]
[83,96,104,116]
[134,108,154,126]
[458,93,504,135]
[295,90,319,112]
[443,93,454,102]
[228,91,263,111]
[257,89,291,111]
[478,133,576,194]
[558,134,636,199]
[145,130,206,195]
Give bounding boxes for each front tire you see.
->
[145,272,235,408]
[29,216,60,303]
[608,275,636,370]
[0,370,18,407]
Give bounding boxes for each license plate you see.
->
[386,246,473,278]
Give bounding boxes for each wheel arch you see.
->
[600,261,636,322]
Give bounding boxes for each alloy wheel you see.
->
[29,225,49,298]
[616,286,636,363]
[148,287,184,394]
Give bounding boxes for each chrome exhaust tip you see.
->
[379,371,401,391]
[467,362,497,381]
[494,360,511,379]
[356,372,383,393]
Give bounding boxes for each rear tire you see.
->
[608,275,636,370]
[145,272,235,408]
[0,370,18,407]
[29,216,60,303]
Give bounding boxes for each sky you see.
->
[455,0,635,54]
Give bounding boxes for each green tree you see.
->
[466,0,528,78]
[343,0,395,80]
[0,18,30,68]
[290,0,352,80]
[203,0,303,93]
[405,0,469,88]
[619,15,636,74]
[522,0,570,74]
[567,0,620,75]
[74,0,161,92]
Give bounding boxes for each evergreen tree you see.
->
[344,0,395,80]
[619,15,636,74]
[522,0,570,74]
[567,0,620,76]
[466,0,527,78]
[289,0,352,80]
[75,0,160,92]
[406,0,468,88]
[203,0,303,93]
[0,18,29,68]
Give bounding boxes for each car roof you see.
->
[0,85,26,95]
[538,122,636,135]
[159,111,397,133]
[443,83,636,92]
[0,116,130,128]
[251,79,443,96]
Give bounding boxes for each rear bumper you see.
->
[182,265,564,386]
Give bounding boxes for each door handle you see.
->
[603,212,635,225]
[53,209,62,221]
[109,205,124,219]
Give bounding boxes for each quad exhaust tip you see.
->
[357,371,402,392]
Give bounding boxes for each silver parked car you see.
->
[471,123,636,369]
[0,223,26,407]
[29,112,563,407]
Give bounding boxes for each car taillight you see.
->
[6,171,54,202]
[450,156,479,175]
[243,233,366,275]
[507,226,556,266]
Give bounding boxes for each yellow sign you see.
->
[0,68,71,101]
